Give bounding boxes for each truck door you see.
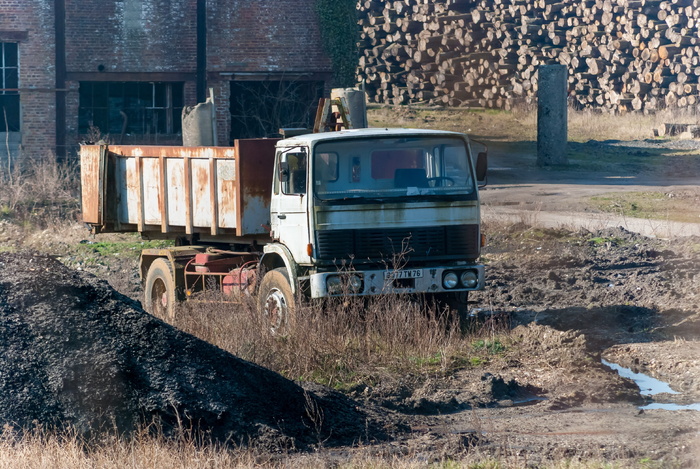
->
[270,147,311,263]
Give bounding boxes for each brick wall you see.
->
[0,0,333,159]
[0,0,56,159]
[207,0,331,74]
[65,0,197,73]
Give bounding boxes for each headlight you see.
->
[348,274,363,293]
[443,271,459,289]
[326,276,343,295]
[460,270,478,288]
[326,274,363,295]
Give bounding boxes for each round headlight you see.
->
[460,270,478,288]
[443,271,459,289]
[326,276,342,294]
[349,274,363,292]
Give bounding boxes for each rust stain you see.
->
[81,142,278,236]
[235,139,278,236]
[79,145,103,224]
[220,180,236,228]
[109,145,237,159]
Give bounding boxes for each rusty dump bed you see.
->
[80,139,278,239]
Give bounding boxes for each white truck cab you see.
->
[268,128,485,305]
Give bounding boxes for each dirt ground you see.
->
[355,139,700,467]
[356,224,700,467]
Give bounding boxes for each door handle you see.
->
[277,214,287,219]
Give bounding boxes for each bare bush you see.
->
[0,153,80,226]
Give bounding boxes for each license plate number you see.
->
[384,269,423,280]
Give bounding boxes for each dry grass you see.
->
[368,105,700,143]
[0,425,652,469]
[172,293,492,389]
[0,153,80,226]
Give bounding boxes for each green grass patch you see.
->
[85,239,173,257]
[409,352,443,368]
[590,191,700,224]
[72,235,174,265]
[472,339,506,355]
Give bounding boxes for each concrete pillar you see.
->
[537,64,568,166]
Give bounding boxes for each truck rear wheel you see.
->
[144,258,177,321]
[258,267,295,335]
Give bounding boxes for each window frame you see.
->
[0,42,20,131]
[78,81,184,136]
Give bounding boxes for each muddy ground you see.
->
[3,137,699,467]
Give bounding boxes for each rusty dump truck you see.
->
[81,128,487,331]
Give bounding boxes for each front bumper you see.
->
[308,264,485,299]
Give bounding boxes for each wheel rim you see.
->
[263,288,287,334]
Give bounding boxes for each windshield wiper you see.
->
[317,196,386,205]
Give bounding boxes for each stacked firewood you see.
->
[357,0,700,112]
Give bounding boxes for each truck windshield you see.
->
[313,136,475,201]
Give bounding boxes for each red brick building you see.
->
[0,0,333,159]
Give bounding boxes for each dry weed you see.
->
[0,152,79,226]
[0,424,650,469]
[173,293,470,388]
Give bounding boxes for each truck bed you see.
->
[80,139,278,239]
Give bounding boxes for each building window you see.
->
[79,82,184,137]
[0,43,19,132]
[230,80,323,140]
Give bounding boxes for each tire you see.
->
[433,291,470,330]
[258,267,295,335]
[144,258,177,321]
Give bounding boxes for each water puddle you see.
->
[601,359,679,395]
[641,403,700,411]
[602,359,700,411]
[513,396,548,407]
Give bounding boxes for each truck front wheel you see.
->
[432,291,470,329]
[258,267,295,335]
[144,258,177,321]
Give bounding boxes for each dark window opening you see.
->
[79,82,184,140]
[229,80,323,141]
[0,42,19,131]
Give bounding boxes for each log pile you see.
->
[357,0,700,112]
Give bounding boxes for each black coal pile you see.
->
[0,252,384,448]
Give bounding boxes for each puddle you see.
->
[601,359,679,396]
[602,359,700,411]
[513,396,547,406]
[641,403,700,411]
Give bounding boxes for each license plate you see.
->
[384,269,423,280]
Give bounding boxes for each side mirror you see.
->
[279,161,290,182]
[476,152,487,186]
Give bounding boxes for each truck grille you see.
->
[315,224,479,262]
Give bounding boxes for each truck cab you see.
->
[264,128,485,316]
